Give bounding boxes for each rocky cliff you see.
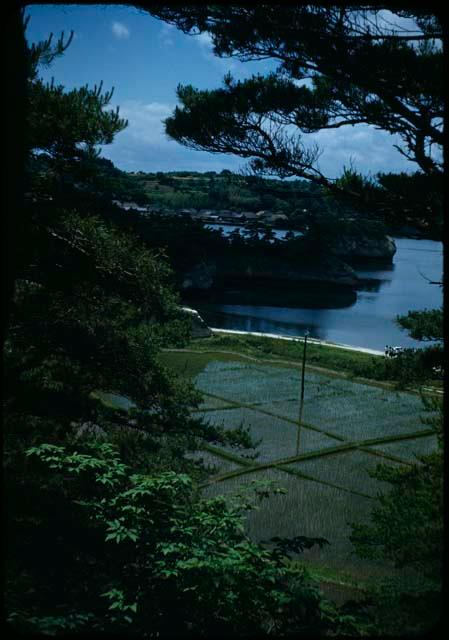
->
[181,256,359,290]
[180,232,397,294]
[180,306,212,338]
[328,234,396,261]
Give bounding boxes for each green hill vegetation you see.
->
[97,166,442,240]
[120,169,335,222]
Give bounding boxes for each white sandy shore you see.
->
[210,328,386,357]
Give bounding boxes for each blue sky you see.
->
[25,4,421,178]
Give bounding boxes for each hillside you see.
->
[108,168,441,240]
[120,170,332,229]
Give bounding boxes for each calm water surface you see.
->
[193,238,443,351]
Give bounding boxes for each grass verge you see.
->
[177,334,442,393]
[186,333,385,377]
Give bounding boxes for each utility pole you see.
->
[296,330,308,456]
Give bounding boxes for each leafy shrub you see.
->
[5,440,360,637]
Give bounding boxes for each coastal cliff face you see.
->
[180,234,396,292]
[181,256,359,290]
[328,234,396,261]
[216,258,359,287]
[180,306,212,337]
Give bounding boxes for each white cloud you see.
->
[377,10,422,35]
[196,31,214,52]
[111,21,130,40]
[117,100,174,143]
[100,101,420,177]
[100,100,242,173]
[308,124,416,178]
[193,31,239,75]
[160,23,175,47]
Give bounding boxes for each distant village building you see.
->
[224,211,243,218]
[221,211,245,223]
[112,200,150,213]
[241,212,260,221]
[197,210,224,221]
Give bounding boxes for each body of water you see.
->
[191,238,443,351]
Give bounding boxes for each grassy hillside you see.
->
[118,170,343,226]
[163,333,443,391]
[110,169,442,239]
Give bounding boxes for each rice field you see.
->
[197,395,235,411]
[284,450,403,497]
[366,434,439,461]
[202,407,339,461]
[202,469,393,579]
[163,350,440,579]
[186,449,242,475]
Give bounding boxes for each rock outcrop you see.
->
[328,234,396,261]
[180,233,396,291]
[180,306,212,338]
[181,255,359,290]
[216,255,359,288]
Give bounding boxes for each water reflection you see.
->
[189,238,443,351]
[186,284,357,310]
[355,278,383,293]
[198,306,326,341]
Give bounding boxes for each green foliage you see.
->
[397,307,443,342]
[5,18,364,638]
[129,169,328,226]
[3,201,209,465]
[380,307,444,387]
[6,440,356,636]
[5,20,219,471]
[350,452,443,575]
[183,333,388,381]
[376,172,444,237]
[383,345,444,386]
[349,399,443,634]
[113,167,442,247]
[178,333,446,393]
[151,6,442,227]
[356,575,442,637]
[12,13,443,638]
[29,78,127,161]
[165,74,324,181]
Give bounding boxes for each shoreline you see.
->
[210,328,386,356]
